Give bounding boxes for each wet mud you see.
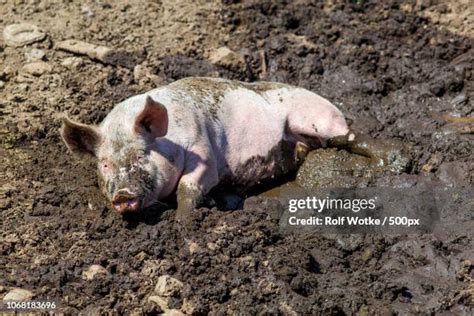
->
[1,0,473,314]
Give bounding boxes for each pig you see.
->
[61,77,351,220]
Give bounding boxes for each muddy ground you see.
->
[1,0,473,314]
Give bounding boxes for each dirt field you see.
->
[1,0,473,314]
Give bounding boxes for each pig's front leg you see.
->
[175,148,219,223]
[175,181,203,221]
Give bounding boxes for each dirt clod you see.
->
[155,275,184,297]
[21,61,52,76]
[81,265,109,281]
[3,23,46,47]
[3,288,34,301]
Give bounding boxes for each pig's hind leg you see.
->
[281,89,407,165]
[175,146,219,223]
[283,90,384,160]
[283,89,350,147]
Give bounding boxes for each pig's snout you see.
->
[112,189,139,214]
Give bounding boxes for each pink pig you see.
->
[61,77,349,220]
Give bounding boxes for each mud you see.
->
[1,0,473,314]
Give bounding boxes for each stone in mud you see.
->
[82,264,109,280]
[421,154,443,173]
[147,295,185,315]
[21,61,52,76]
[451,93,468,107]
[61,57,84,69]
[181,298,198,314]
[336,235,364,252]
[258,280,279,296]
[187,241,201,254]
[141,259,175,276]
[0,66,15,81]
[279,302,298,315]
[3,288,34,301]
[164,309,185,316]
[25,48,46,62]
[133,64,165,86]
[56,39,144,69]
[208,46,246,71]
[3,23,46,47]
[148,295,169,311]
[155,275,184,297]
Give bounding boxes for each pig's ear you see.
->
[134,96,168,138]
[61,116,101,155]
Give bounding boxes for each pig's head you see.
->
[61,96,169,214]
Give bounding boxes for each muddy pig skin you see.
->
[61,77,349,219]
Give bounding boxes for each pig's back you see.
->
[167,77,297,186]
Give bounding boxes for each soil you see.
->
[1,0,473,314]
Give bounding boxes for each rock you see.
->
[181,298,197,314]
[258,280,278,296]
[279,302,298,316]
[134,64,147,82]
[0,81,4,89]
[0,66,16,81]
[56,40,110,61]
[3,288,34,301]
[56,39,144,69]
[81,5,95,18]
[415,0,434,10]
[208,46,246,71]
[61,57,84,69]
[237,255,255,268]
[142,259,174,276]
[133,64,165,85]
[148,296,185,315]
[25,48,46,62]
[134,251,148,263]
[155,275,183,297]
[451,94,468,107]
[21,61,52,76]
[450,283,474,306]
[422,154,442,173]
[141,260,161,276]
[3,23,46,47]
[148,295,169,311]
[188,241,200,254]
[361,248,373,262]
[336,235,364,252]
[164,309,184,316]
[82,264,108,280]
[207,242,218,251]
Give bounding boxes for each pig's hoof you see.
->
[175,205,194,224]
[295,141,310,164]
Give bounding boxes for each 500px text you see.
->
[289,216,420,227]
